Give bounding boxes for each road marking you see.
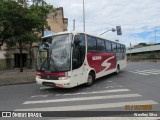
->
[105,85,123,88]
[129,69,160,75]
[23,94,141,104]
[138,71,160,75]
[135,69,160,73]
[63,89,130,96]
[107,83,117,85]
[31,94,52,98]
[107,81,113,82]
[129,71,149,75]
[39,86,53,90]
[15,100,158,111]
[135,69,160,72]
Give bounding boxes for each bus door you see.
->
[71,34,86,85]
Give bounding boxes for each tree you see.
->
[0,0,15,46]
[138,43,148,46]
[0,0,53,72]
[25,1,54,68]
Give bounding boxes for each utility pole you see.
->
[130,42,132,61]
[73,19,75,31]
[83,0,85,32]
[155,30,157,44]
[130,48,132,61]
[41,0,44,36]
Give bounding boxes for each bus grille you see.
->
[42,82,55,87]
[41,76,59,80]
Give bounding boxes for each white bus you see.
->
[36,31,127,88]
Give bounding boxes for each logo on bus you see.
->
[92,56,102,61]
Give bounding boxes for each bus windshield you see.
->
[37,34,71,72]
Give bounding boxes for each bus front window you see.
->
[50,34,71,72]
[37,34,71,72]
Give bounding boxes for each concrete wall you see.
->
[0,59,6,70]
[0,51,6,59]
[0,51,6,70]
[127,51,160,62]
[126,45,160,54]
[126,45,160,62]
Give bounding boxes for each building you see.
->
[46,7,68,32]
[126,44,160,62]
[0,7,68,70]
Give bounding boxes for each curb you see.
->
[0,69,36,86]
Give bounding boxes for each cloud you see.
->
[46,0,160,47]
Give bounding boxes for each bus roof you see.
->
[41,31,124,45]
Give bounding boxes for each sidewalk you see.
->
[0,69,36,86]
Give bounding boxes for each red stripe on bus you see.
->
[87,52,116,73]
[36,72,65,77]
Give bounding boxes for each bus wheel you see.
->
[115,65,120,75]
[86,73,94,86]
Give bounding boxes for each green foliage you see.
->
[0,0,16,45]
[0,0,53,45]
[138,43,148,46]
[0,0,54,71]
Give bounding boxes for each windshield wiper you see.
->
[40,58,47,71]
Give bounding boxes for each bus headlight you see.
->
[59,77,69,80]
[36,75,41,79]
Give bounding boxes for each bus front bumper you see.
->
[36,78,72,88]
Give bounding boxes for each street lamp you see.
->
[100,26,122,36]
[73,19,75,31]
[129,43,132,61]
[99,28,116,36]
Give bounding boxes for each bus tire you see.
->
[115,64,120,75]
[85,73,94,86]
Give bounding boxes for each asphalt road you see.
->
[0,62,160,118]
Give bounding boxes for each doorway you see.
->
[14,53,27,68]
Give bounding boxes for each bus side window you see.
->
[87,36,97,52]
[105,41,112,52]
[120,44,124,53]
[97,39,105,52]
[112,43,117,52]
[121,45,126,59]
[123,45,126,53]
[72,34,85,70]
[117,44,121,53]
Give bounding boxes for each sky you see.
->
[45,0,160,47]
